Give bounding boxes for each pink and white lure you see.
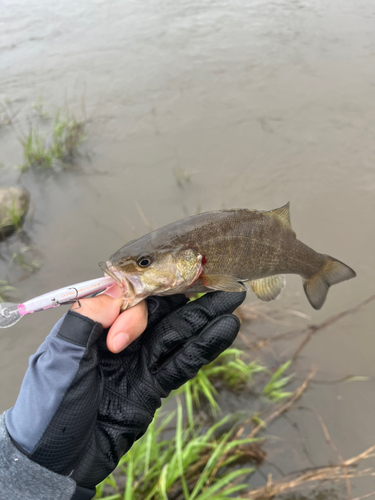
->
[0,276,117,328]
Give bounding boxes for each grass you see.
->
[0,280,16,302]
[18,128,53,172]
[3,200,26,231]
[0,200,26,239]
[175,348,267,423]
[93,348,375,500]
[0,99,15,127]
[30,94,49,118]
[10,245,40,272]
[18,108,85,173]
[1,96,85,172]
[95,406,256,500]
[94,349,296,500]
[51,112,85,160]
[263,360,294,401]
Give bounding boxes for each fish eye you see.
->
[137,255,152,268]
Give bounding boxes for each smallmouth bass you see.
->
[99,203,355,310]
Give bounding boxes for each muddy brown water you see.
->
[1,0,375,496]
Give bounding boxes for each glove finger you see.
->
[155,314,240,391]
[146,294,188,327]
[146,291,245,366]
[171,291,246,333]
[191,290,245,312]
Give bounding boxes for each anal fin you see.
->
[200,274,247,292]
[250,275,286,301]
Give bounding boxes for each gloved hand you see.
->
[5,291,245,496]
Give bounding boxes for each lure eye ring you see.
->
[137,255,153,268]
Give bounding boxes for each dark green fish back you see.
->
[146,208,310,280]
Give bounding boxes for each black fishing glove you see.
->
[5,291,245,498]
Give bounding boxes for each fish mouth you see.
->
[99,261,144,297]
[99,261,122,285]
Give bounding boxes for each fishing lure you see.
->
[0,276,116,328]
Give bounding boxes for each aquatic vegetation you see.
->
[175,348,267,422]
[0,99,16,128]
[95,404,256,500]
[94,350,294,500]
[30,94,49,119]
[1,200,25,232]
[95,334,374,500]
[17,108,86,173]
[51,112,86,160]
[263,360,294,401]
[0,280,16,302]
[10,245,40,272]
[18,128,53,172]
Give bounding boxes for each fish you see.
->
[99,203,356,310]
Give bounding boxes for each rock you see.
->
[0,187,30,240]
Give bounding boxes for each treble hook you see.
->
[50,287,81,308]
[71,299,82,311]
[67,287,82,310]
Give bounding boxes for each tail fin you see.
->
[303,256,356,310]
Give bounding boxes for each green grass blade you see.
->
[190,434,230,499]
[184,380,194,426]
[97,495,121,500]
[124,451,134,500]
[263,360,292,395]
[195,468,253,500]
[176,399,190,499]
[159,465,169,500]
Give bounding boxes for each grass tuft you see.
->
[51,112,85,160]
[263,360,294,401]
[96,410,256,500]
[0,280,16,302]
[18,128,53,172]
[174,348,267,423]
[93,351,298,500]
[2,200,24,231]
[0,99,15,127]
[30,94,49,118]
[10,245,40,272]
[17,108,85,173]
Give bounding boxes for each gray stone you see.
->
[0,187,30,240]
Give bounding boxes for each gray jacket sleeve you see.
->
[0,411,77,500]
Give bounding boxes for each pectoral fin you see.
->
[250,275,286,301]
[200,274,247,292]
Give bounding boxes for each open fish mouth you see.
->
[98,261,144,297]
[99,261,122,284]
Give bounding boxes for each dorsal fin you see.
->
[268,202,292,229]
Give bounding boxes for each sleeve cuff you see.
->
[1,412,78,499]
[57,311,103,347]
